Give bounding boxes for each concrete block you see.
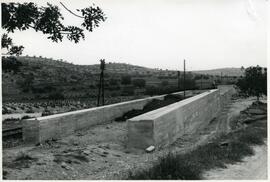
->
[22,90,189,144]
[127,86,235,150]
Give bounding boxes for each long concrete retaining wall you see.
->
[127,86,236,150]
[22,90,195,144]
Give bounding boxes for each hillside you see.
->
[192,68,244,77]
[2,56,240,102]
[2,56,182,101]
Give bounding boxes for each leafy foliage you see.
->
[2,34,24,55]
[121,75,131,85]
[1,2,106,55]
[236,66,267,99]
[132,78,146,88]
[121,86,135,96]
[81,6,106,31]
[2,56,23,73]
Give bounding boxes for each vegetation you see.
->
[115,94,185,121]
[2,56,227,102]
[121,86,135,96]
[2,56,22,73]
[236,66,267,100]
[4,152,38,169]
[161,80,169,87]
[1,2,106,55]
[48,91,65,100]
[121,75,132,85]
[132,78,146,88]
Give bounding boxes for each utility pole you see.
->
[183,59,186,98]
[177,71,180,90]
[220,72,223,84]
[97,59,105,106]
[201,74,203,90]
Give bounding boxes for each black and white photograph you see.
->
[1,0,268,180]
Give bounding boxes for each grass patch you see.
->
[4,152,38,169]
[14,153,35,161]
[127,114,267,180]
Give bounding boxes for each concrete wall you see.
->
[22,90,194,144]
[127,86,236,150]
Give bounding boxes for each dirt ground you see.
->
[203,142,267,180]
[2,96,265,180]
[202,97,268,180]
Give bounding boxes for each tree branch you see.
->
[59,2,84,18]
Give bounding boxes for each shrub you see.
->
[132,79,146,88]
[145,85,160,96]
[48,92,65,100]
[2,56,23,73]
[121,75,131,85]
[236,66,267,100]
[161,80,169,87]
[121,86,135,96]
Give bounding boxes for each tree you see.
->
[121,86,135,96]
[2,56,22,73]
[1,2,106,55]
[145,85,159,96]
[161,80,169,87]
[109,78,118,86]
[236,66,267,100]
[132,78,146,88]
[121,75,131,85]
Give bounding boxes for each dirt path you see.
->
[203,142,267,180]
[2,97,258,180]
[201,97,268,180]
[215,97,256,134]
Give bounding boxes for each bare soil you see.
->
[202,98,268,180]
[203,142,267,180]
[2,96,262,180]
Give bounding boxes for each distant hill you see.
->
[192,68,244,77]
[2,56,241,101]
[2,56,181,101]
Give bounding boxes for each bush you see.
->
[121,75,131,85]
[145,85,159,96]
[121,86,135,96]
[236,66,267,100]
[89,85,96,89]
[48,92,65,100]
[161,80,169,87]
[2,56,23,73]
[109,78,118,86]
[21,115,32,119]
[132,79,146,88]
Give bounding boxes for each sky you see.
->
[3,0,268,71]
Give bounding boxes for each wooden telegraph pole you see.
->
[220,72,223,84]
[183,59,186,98]
[177,71,180,90]
[201,74,203,90]
[97,59,105,106]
